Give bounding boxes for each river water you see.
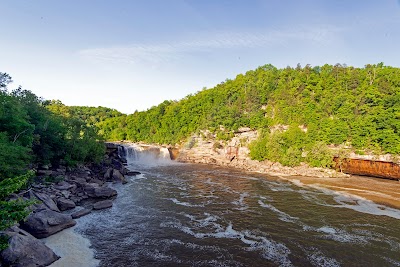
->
[71,146,400,267]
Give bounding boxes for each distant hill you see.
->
[88,63,400,167]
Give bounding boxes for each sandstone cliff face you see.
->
[177,129,342,178]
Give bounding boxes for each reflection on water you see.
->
[75,159,400,267]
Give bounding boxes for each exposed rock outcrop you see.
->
[20,209,76,239]
[0,227,59,267]
[32,192,60,212]
[112,169,127,184]
[177,130,345,178]
[71,208,92,219]
[1,142,129,267]
[93,200,113,210]
[57,198,76,211]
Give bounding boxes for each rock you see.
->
[126,171,141,176]
[91,178,105,186]
[32,192,60,212]
[112,169,127,184]
[105,142,118,149]
[83,183,100,197]
[0,227,59,267]
[71,177,87,187]
[70,196,83,204]
[61,190,71,199]
[57,198,76,211]
[93,200,113,210]
[53,181,74,191]
[20,209,76,238]
[121,166,129,175]
[111,159,124,170]
[36,170,54,176]
[71,208,92,219]
[103,167,113,180]
[94,186,117,198]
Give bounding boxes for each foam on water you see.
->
[383,256,400,266]
[231,192,249,210]
[168,197,205,207]
[44,226,99,267]
[305,248,341,267]
[309,185,400,219]
[258,200,299,223]
[161,220,293,266]
[289,179,400,220]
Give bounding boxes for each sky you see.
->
[1,0,400,114]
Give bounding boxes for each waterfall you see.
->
[118,145,126,159]
[117,144,175,166]
[160,147,172,159]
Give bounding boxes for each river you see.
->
[60,145,400,267]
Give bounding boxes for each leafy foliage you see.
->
[0,72,106,250]
[94,63,400,167]
[0,171,34,250]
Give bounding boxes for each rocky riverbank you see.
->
[0,143,132,267]
[176,129,347,178]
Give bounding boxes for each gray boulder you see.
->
[93,200,113,210]
[104,167,113,180]
[93,186,117,198]
[71,177,87,187]
[53,181,74,191]
[57,198,76,211]
[0,227,59,267]
[20,209,76,238]
[32,192,60,212]
[127,171,141,176]
[71,208,92,219]
[112,169,127,184]
[83,183,100,197]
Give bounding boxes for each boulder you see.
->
[126,171,141,176]
[112,169,127,184]
[121,166,128,175]
[61,190,71,199]
[83,183,100,197]
[91,178,105,186]
[103,168,113,180]
[20,209,76,238]
[32,192,60,212]
[71,208,92,219]
[105,142,118,149]
[53,181,74,191]
[71,177,87,187]
[57,198,76,211]
[93,186,117,198]
[0,227,59,267]
[36,170,54,176]
[93,200,113,210]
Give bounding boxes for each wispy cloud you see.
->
[79,25,342,65]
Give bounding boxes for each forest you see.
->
[94,63,400,167]
[1,63,399,248]
[0,72,105,247]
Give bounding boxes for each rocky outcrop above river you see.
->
[0,226,59,267]
[177,129,347,178]
[0,142,131,267]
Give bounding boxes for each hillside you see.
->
[95,63,399,168]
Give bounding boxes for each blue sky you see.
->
[1,0,400,113]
